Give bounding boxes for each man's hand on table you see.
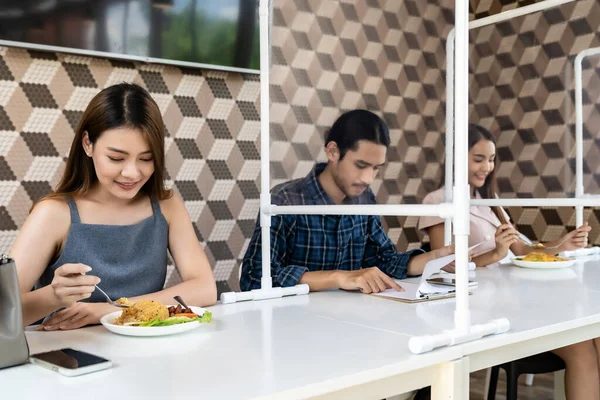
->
[336,267,404,294]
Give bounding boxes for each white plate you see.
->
[511,257,576,269]
[100,306,209,337]
[509,267,578,281]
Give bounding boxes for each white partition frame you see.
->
[574,47,600,226]
[220,0,514,355]
[442,0,600,244]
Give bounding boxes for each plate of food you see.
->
[511,252,576,269]
[100,299,212,337]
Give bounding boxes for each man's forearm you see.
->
[298,270,342,291]
[406,263,423,276]
[407,246,454,276]
[407,252,428,276]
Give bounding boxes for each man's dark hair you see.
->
[325,110,390,159]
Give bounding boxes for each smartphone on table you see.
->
[427,277,478,288]
[29,348,112,377]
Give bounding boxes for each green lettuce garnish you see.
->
[138,311,212,327]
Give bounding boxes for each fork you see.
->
[174,295,190,309]
[517,232,561,250]
[94,285,131,308]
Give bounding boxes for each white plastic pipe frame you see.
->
[221,0,490,354]
[443,0,577,243]
[222,0,572,355]
[413,0,580,355]
[220,0,460,307]
[406,0,516,355]
[575,46,600,226]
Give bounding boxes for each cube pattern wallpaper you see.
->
[0,0,598,295]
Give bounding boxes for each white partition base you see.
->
[221,284,310,304]
[409,319,510,355]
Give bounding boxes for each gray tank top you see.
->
[38,196,169,303]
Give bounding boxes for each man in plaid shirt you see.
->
[241,110,454,293]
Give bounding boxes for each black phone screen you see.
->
[32,348,109,369]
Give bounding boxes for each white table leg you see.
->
[525,373,534,386]
[432,357,470,400]
[483,368,492,400]
[554,370,566,400]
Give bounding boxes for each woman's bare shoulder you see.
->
[158,192,187,222]
[29,197,71,229]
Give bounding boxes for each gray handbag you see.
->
[0,254,29,369]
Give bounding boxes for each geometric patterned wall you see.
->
[0,46,262,295]
[1,0,599,296]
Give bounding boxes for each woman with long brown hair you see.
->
[420,124,596,399]
[420,124,589,266]
[10,82,216,329]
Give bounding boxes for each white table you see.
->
[1,294,464,400]
[304,256,600,382]
[461,257,600,373]
[4,257,600,400]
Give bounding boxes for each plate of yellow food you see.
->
[100,299,212,337]
[511,252,576,269]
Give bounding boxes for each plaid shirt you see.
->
[240,163,424,291]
